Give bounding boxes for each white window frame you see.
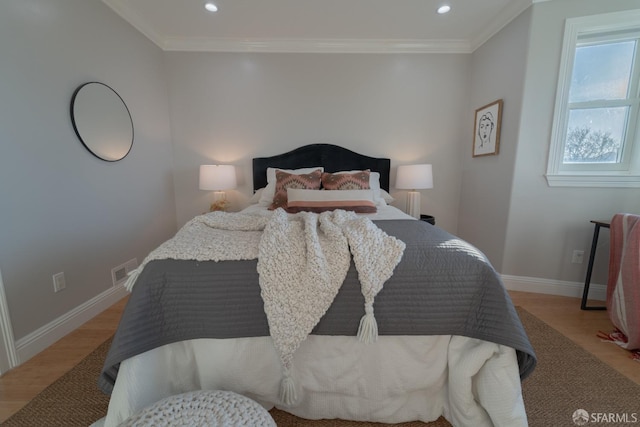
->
[546,10,640,188]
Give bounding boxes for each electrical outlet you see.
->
[53,272,66,292]
[571,250,585,264]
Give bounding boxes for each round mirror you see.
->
[70,82,134,162]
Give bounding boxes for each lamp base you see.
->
[406,191,421,219]
[210,191,228,212]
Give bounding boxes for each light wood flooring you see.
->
[0,291,638,423]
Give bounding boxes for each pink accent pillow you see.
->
[269,169,322,210]
[321,170,371,190]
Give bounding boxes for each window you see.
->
[546,10,640,187]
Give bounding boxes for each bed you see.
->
[98,144,536,427]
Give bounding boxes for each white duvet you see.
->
[102,335,526,427]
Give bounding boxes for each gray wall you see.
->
[165,52,471,232]
[457,8,532,269]
[0,1,177,340]
[502,0,640,284]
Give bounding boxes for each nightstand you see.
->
[420,214,435,225]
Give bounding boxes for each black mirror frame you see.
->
[70,81,134,162]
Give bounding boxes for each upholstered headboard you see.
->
[252,144,390,192]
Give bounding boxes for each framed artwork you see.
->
[473,99,503,157]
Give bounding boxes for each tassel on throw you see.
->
[357,303,378,344]
[123,267,142,292]
[279,369,298,406]
[597,328,629,345]
[598,330,640,362]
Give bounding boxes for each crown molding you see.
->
[470,0,534,51]
[162,37,472,54]
[102,0,537,54]
[102,0,165,48]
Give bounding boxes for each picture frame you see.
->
[473,99,503,157]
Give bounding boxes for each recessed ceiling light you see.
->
[437,5,451,14]
[204,2,218,12]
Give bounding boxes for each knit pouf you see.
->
[118,390,276,427]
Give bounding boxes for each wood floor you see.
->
[0,291,638,423]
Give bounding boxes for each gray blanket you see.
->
[99,220,536,394]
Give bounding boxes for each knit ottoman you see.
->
[118,390,276,426]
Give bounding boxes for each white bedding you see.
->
[99,204,529,426]
[103,335,526,427]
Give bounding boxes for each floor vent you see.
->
[111,258,138,286]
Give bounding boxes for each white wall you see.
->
[457,8,532,269]
[0,0,177,341]
[458,0,640,293]
[502,0,640,285]
[164,52,471,232]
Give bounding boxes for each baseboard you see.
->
[502,274,606,301]
[15,285,128,366]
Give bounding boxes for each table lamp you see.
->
[395,164,433,219]
[199,165,237,211]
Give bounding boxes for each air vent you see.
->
[111,258,138,286]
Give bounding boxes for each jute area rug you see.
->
[3,308,639,427]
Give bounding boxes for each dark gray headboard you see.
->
[252,144,390,192]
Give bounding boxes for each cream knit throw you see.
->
[123,211,269,292]
[258,209,405,405]
[124,209,405,406]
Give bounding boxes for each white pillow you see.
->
[249,188,264,204]
[379,189,394,204]
[286,189,377,213]
[258,167,324,206]
[334,170,385,206]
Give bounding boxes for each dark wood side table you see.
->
[580,219,610,310]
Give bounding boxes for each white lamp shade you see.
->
[396,164,433,190]
[199,165,237,191]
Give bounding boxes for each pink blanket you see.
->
[606,213,640,350]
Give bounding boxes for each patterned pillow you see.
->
[270,169,322,210]
[286,189,377,214]
[258,166,324,206]
[321,170,371,190]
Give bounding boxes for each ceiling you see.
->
[102,0,548,53]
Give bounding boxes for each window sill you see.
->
[545,173,640,188]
